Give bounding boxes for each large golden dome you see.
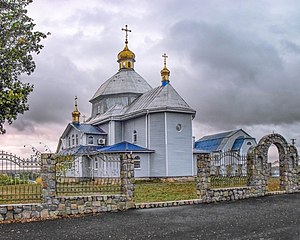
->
[118,44,135,60]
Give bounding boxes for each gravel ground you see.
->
[0,193,299,240]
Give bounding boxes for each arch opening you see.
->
[266,144,280,191]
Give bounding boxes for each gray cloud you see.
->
[157,19,300,131]
[4,0,300,153]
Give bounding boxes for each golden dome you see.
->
[118,25,135,69]
[161,66,170,75]
[161,53,170,84]
[72,96,80,124]
[117,44,135,60]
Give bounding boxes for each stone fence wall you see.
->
[0,153,134,221]
[196,153,299,203]
[0,144,299,222]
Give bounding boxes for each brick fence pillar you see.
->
[197,153,211,202]
[120,154,135,208]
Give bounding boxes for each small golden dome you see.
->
[72,96,80,124]
[117,44,135,60]
[161,66,170,75]
[161,53,170,85]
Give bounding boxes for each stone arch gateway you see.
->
[247,133,299,193]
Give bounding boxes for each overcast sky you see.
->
[1,0,300,158]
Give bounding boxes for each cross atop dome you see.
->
[161,53,170,86]
[117,25,136,70]
[121,24,131,44]
[162,53,168,67]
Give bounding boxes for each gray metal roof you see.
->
[86,104,126,124]
[71,123,106,134]
[199,130,240,141]
[90,69,152,102]
[125,84,196,115]
[194,129,253,152]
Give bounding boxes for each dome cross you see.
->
[121,24,131,44]
[162,53,168,67]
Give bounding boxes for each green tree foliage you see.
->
[0,0,48,134]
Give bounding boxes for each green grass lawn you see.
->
[0,176,295,204]
[134,181,197,203]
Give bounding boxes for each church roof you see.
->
[231,137,245,151]
[86,104,126,124]
[58,141,154,155]
[194,129,253,152]
[58,145,101,155]
[71,123,106,135]
[90,69,152,102]
[98,141,154,153]
[125,84,195,115]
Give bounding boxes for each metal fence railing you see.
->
[56,177,121,196]
[210,151,248,189]
[0,151,41,204]
[55,153,122,196]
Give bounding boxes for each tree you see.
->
[0,0,48,134]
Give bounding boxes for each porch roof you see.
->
[58,141,154,155]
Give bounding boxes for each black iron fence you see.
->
[210,151,248,188]
[0,151,41,204]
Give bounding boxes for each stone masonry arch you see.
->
[247,133,299,193]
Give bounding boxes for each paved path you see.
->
[0,193,299,240]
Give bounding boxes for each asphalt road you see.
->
[0,193,299,240]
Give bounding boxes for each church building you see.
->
[57,25,196,178]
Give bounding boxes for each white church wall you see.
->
[81,156,92,178]
[65,128,80,148]
[133,153,150,178]
[123,116,147,146]
[149,113,167,177]
[166,112,193,176]
[114,121,122,143]
[193,154,197,176]
[241,138,256,155]
[97,122,109,144]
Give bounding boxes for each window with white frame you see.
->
[134,156,141,169]
[88,136,94,145]
[72,134,75,146]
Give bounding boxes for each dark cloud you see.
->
[160,19,300,130]
[4,0,300,153]
[13,53,95,131]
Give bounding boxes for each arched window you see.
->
[76,134,79,145]
[133,130,137,143]
[72,134,75,146]
[68,137,71,147]
[88,136,94,145]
